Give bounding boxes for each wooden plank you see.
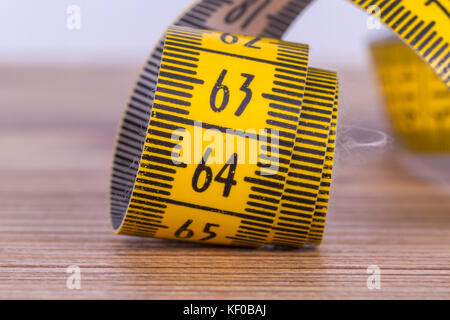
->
[0,66,449,299]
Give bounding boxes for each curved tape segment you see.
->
[110,0,448,247]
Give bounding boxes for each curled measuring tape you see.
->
[111,25,338,247]
[110,0,450,247]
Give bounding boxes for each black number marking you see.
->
[174,219,194,239]
[220,33,239,44]
[244,36,262,49]
[192,148,213,192]
[220,32,261,49]
[235,73,255,116]
[210,69,230,112]
[199,223,220,241]
[210,70,255,116]
[225,0,257,24]
[224,0,272,29]
[241,0,272,29]
[214,153,238,197]
[175,220,221,241]
[192,148,238,197]
[425,0,450,18]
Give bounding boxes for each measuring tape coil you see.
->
[110,0,450,247]
[111,25,338,247]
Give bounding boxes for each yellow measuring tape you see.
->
[110,0,450,247]
[372,39,450,152]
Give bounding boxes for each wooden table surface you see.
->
[0,66,449,299]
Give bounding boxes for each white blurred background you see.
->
[0,0,392,68]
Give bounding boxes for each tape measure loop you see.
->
[110,0,449,247]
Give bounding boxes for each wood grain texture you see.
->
[0,66,449,299]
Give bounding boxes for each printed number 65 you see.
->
[174,219,220,241]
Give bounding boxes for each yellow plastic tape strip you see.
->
[112,26,337,247]
[371,39,450,153]
[194,0,450,88]
[360,0,450,87]
[110,0,449,247]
